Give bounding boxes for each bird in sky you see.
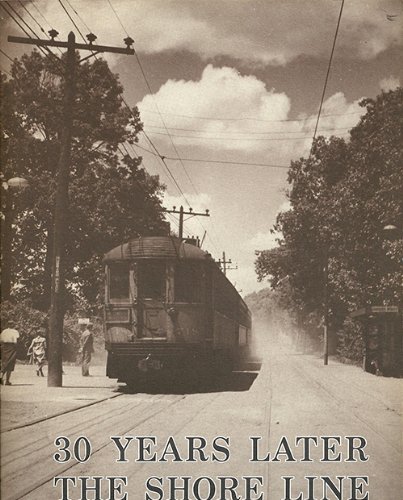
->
[380,8,399,21]
[386,13,398,20]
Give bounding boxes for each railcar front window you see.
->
[175,263,202,302]
[109,264,130,301]
[139,262,166,299]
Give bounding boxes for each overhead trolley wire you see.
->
[104,1,196,205]
[104,0,223,254]
[105,0,200,198]
[310,0,345,151]
[116,142,181,233]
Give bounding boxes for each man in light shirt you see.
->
[1,320,20,385]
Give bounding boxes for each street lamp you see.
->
[1,177,29,301]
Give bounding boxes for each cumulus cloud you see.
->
[138,64,291,153]
[137,66,364,158]
[379,75,401,91]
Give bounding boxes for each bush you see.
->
[336,316,364,364]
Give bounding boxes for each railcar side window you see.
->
[109,264,130,301]
[139,262,166,299]
[175,263,202,302]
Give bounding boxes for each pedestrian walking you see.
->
[27,329,47,377]
[80,323,94,377]
[0,321,20,385]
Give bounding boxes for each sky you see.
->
[1,0,402,295]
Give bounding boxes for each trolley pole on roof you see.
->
[163,205,210,240]
[8,31,135,387]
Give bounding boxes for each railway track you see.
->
[2,374,250,500]
[2,393,187,500]
[292,355,401,456]
[263,350,401,500]
[1,391,125,434]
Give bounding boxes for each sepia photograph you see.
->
[1,1,402,499]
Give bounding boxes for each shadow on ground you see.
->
[120,368,261,395]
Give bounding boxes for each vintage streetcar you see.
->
[103,236,252,388]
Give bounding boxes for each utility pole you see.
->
[1,185,14,302]
[163,205,210,239]
[323,251,329,366]
[9,31,134,387]
[217,252,237,276]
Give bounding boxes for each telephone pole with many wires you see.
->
[8,30,134,387]
[163,206,210,240]
[217,252,237,276]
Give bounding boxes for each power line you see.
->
[28,0,53,30]
[64,0,92,33]
[19,1,47,36]
[60,0,191,209]
[5,1,41,39]
[311,0,345,149]
[19,1,64,54]
[104,0,223,254]
[0,48,14,63]
[146,130,350,142]
[53,1,184,208]
[105,0,200,199]
[133,50,200,195]
[58,0,87,44]
[144,124,353,136]
[104,1,195,207]
[106,0,128,36]
[139,107,362,123]
[116,143,181,233]
[163,157,290,169]
[1,2,60,66]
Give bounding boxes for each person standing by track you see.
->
[80,322,94,377]
[27,329,47,377]
[0,320,20,385]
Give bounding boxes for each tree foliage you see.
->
[255,88,403,356]
[1,51,168,311]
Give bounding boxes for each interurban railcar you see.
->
[103,236,251,387]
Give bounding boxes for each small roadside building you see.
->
[350,305,402,377]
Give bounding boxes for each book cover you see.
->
[1,1,401,500]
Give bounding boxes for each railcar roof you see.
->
[103,236,213,262]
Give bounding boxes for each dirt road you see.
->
[1,346,401,500]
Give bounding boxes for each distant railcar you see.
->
[103,236,252,387]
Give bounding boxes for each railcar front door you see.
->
[137,261,168,339]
